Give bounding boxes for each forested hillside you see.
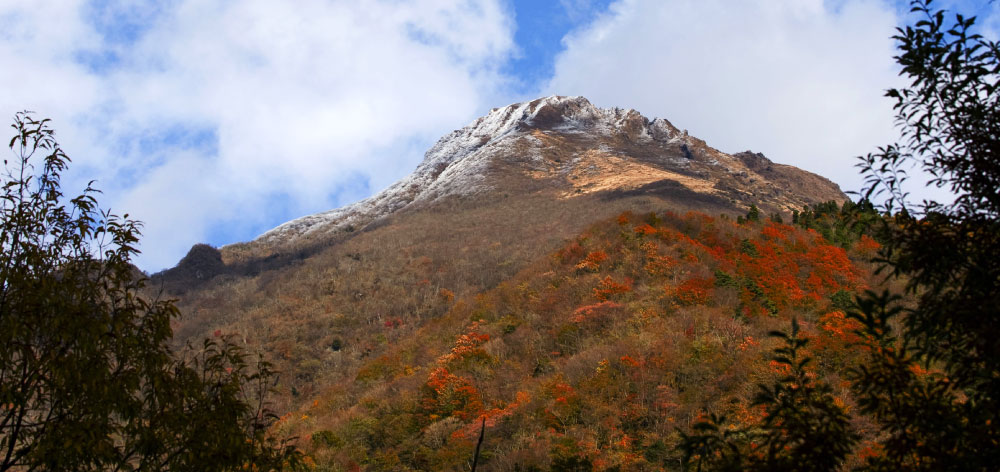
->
[268,205,885,470]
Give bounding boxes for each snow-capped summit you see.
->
[254,96,843,246]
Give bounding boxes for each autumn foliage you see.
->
[575,250,609,271]
[674,276,714,306]
[285,209,882,470]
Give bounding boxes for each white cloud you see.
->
[559,0,603,22]
[0,0,515,271]
[0,2,105,145]
[546,0,907,201]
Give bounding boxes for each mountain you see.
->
[250,96,843,249]
[152,96,864,471]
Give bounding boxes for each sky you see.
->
[1,0,997,271]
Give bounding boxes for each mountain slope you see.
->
[248,96,843,250]
[277,209,883,470]
[151,96,857,469]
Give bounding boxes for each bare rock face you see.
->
[253,96,845,246]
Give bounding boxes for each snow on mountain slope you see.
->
[254,95,843,245]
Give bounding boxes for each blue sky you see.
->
[1,0,997,271]
[505,0,612,89]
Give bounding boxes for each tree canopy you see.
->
[0,113,300,470]
[849,0,1000,468]
[680,0,1000,469]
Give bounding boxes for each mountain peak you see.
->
[477,95,600,134]
[398,96,686,205]
[466,95,678,142]
[252,96,842,245]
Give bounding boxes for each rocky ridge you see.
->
[254,96,844,246]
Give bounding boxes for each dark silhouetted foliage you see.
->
[0,113,301,471]
[847,0,1000,468]
[678,319,857,472]
[681,0,1000,469]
